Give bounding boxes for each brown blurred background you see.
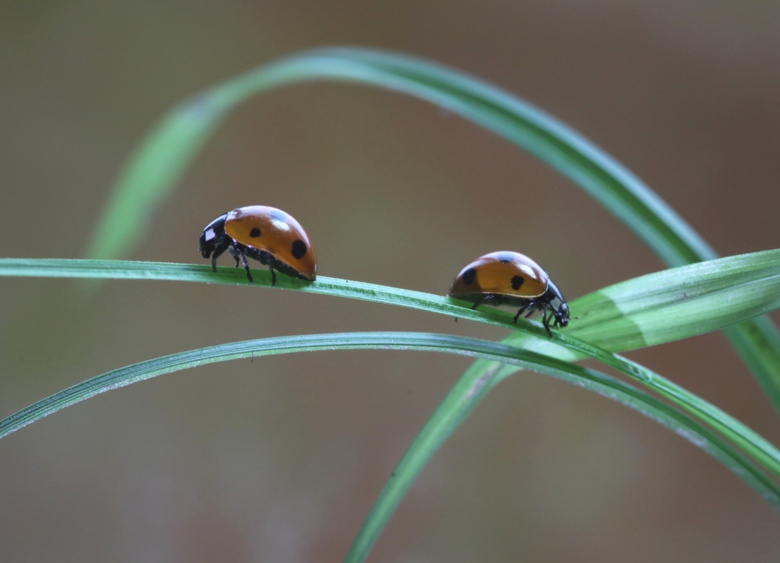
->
[2,1,779,561]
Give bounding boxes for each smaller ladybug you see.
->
[199,205,317,285]
[448,251,569,336]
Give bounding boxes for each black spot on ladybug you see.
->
[462,267,477,285]
[291,239,307,259]
[249,227,261,238]
[511,275,524,290]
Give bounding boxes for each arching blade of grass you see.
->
[0,331,777,513]
[350,249,780,559]
[2,255,779,473]
[348,247,780,560]
[4,259,780,559]
[352,250,780,560]
[344,346,780,563]
[86,46,713,266]
[83,46,780,410]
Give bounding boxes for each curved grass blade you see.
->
[345,350,780,562]
[4,257,780,557]
[1,331,778,499]
[0,331,776,561]
[2,256,779,475]
[0,332,487,438]
[348,249,780,560]
[86,46,713,266]
[83,46,780,410]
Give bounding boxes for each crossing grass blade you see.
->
[0,328,778,563]
[3,255,780,560]
[0,331,777,504]
[82,46,780,410]
[344,347,780,562]
[1,255,779,480]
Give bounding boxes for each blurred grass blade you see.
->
[727,316,780,408]
[86,46,713,266]
[84,46,780,410]
[86,109,222,260]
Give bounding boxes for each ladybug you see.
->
[199,205,317,285]
[448,251,570,336]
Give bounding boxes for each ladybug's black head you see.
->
[546,280,570,329]
[199,213,228,259]
[554,301,570,328]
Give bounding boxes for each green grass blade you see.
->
[304,48,714,266]
[5,257,780,558]
[722,319,780,410]
[568,248,780,350]
[348,246,779,559]
[2,254,777,349]
[0,330,776,561]
[345,353,780,562]
[85,110,223,260]
[0,332,503,439]
[2,256,779,475]
[82,46,780,410]
[86,46,713,266]
[11,332,763,479]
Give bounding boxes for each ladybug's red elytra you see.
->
[448,251,570,336]
[199,205,317,285]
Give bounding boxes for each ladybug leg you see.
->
[234,244,254,284]
[209,240,231,272]
[255,250,277,286]
[513,300,535,323]
[228,242,241,268]
[540,305,553,337]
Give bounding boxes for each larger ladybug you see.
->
[199,205,317,285]
[448,251,569,336]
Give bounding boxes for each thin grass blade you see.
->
[345,352,780,562]
[81,46,780,409]
[2,254,776,352]
[0,330,775,560]
[2,257,779,478]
